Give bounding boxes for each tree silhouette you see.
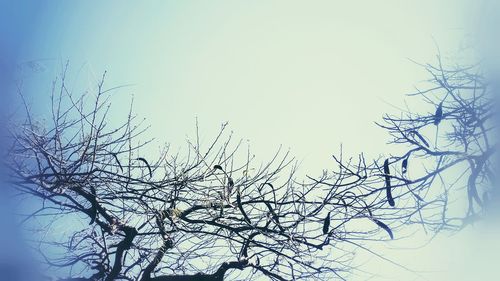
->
[6,68,397,281]
[5,57,495,280]
[373,56,496,231]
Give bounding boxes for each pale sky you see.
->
[5,1,498,280]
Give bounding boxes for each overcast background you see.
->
[2,1,499,280]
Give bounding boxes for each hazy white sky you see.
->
[19,0,474,162]
[10,1,498,280]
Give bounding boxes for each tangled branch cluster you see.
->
[6,59,495,280]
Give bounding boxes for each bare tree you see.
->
[6,66,404,281]
[371,56,496,232]
[7,56,494,281]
